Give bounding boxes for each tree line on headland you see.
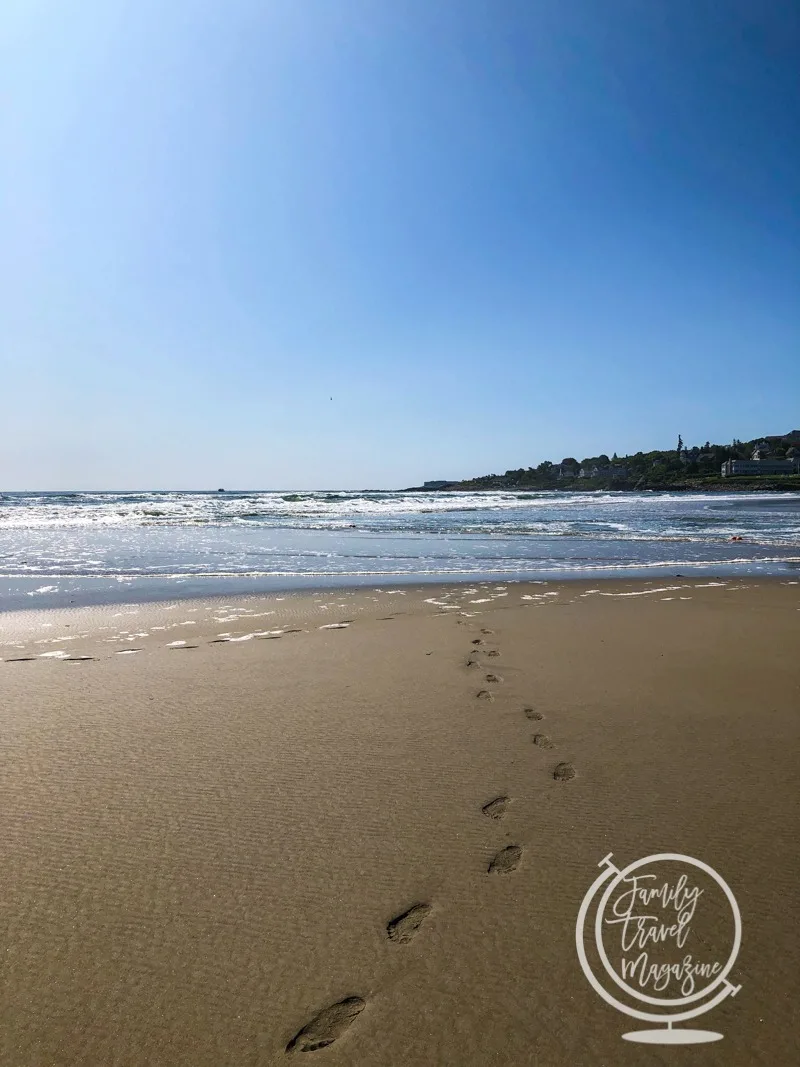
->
[413,431,800,492]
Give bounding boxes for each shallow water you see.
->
[1,489,798,609]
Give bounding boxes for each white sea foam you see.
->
[599,585,687,597]
[3,488,795,531]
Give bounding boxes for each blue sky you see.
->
[3,0,798,489]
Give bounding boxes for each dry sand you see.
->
[1,578,798,1065]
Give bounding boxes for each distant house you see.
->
[579,465,628,479]
[721,458,798,476]
[554,463,577,479]
[423,480,458,489]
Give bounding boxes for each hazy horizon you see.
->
[3,425,799,492]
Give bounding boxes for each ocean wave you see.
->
[6,488,793,530]
[1,491,797,595]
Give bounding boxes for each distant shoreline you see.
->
[405,479,800,493]
[410,431,800,493]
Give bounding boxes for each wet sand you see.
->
[1,578,798,1065]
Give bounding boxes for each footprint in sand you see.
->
[286,997,366,1053]
[485,673,503,684]
[488,844,522,874]
[533,733,554,749]
[485,649,501,657]
[387,903,432,944]
[524,707,543,721]
[471,638,483,646]
[482,796,510,820]
[476,689,494,701]
[480,628,494,635]
[553,762,576,781]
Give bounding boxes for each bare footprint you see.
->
[488,844,522,874]
[553,762,576,781]
[481,628,494,635]
[485,649,501,657]
[476,689,494,701]
[533,733,554,749]
[485,673,503,684]
[524,707,543,721]
[286,997,366,1053]
[387,903,432,944]
[482,796,510,820]
[471,638,483,645]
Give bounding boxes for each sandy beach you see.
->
[1,577,798,1065]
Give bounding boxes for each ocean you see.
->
[1,489,798,609]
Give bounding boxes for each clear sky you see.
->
[3,0,799,489]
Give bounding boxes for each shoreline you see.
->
[4,489,798,613]
[4,557,800,614]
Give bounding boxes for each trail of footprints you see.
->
[286,621,579,1054]
[7,601,576,1054]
